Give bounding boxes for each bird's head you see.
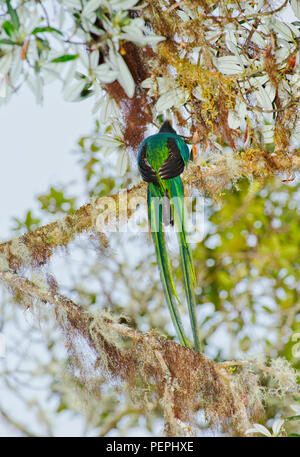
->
[159,120,177,135]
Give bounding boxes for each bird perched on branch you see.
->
[137,121,201,352]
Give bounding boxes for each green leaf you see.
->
[285,415,300,422]
[12,211,41,232]
[3,21,15,38]
[38,187,76,214]
[56,401,68,413]
[36,37,50,55]
[6,0,20,30]
[80,82,93,99]
[0,38,18,45]
[288,433,300,437]
[32,27,63,36]
[34,61,41,74]
[90,143,99,152]
[51,54,78,63]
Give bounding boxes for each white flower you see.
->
[176,10,190,22]
[63,0,82,9]
[228,100,247,129]
[291,0,300,20]
[156,87,189,112]
[140,77,152,90]
[262,124,275,144]
[116,148,128,176]
[90,50,100,70]
[109,0,140,10]
[98,95,119,123]
[108,45,135,98]
[268,17,294,42]
[95,135,123,148]
[287,74,300,98]
[142,76,189,112]
[245,423,272,437]
[121,18,165,47]
[93,63,119,84]
[290,403,300,415]
[251,31,265,48]
[272,419,284,436]
[94,134,123,156]
[246,419,284,437]
[255,82,276,113]
[192,86,203,101]
[216,56,243,75]
[82,0,105,19]
[63,79,87,102]
[0,53,12,76]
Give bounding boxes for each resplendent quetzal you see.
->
[137,121,201,352]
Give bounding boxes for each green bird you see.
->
[137,121,201,352]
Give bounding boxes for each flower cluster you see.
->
[0,0,164,103]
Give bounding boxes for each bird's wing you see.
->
[138,143,158,184]
[158,137,185,180]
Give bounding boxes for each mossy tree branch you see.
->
[0,268,266,437]
[1,155,299,272]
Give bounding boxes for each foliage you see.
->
[0,0,300,437]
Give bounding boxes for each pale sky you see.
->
[0,82,97,436]
[0,82,95,240]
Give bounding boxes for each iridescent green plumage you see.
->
[138,122,201,352]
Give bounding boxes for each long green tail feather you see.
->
[178,231,201,353]
[168,177,202,353]
[148,183,190,348]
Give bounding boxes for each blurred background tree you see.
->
[0,0,299,437]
